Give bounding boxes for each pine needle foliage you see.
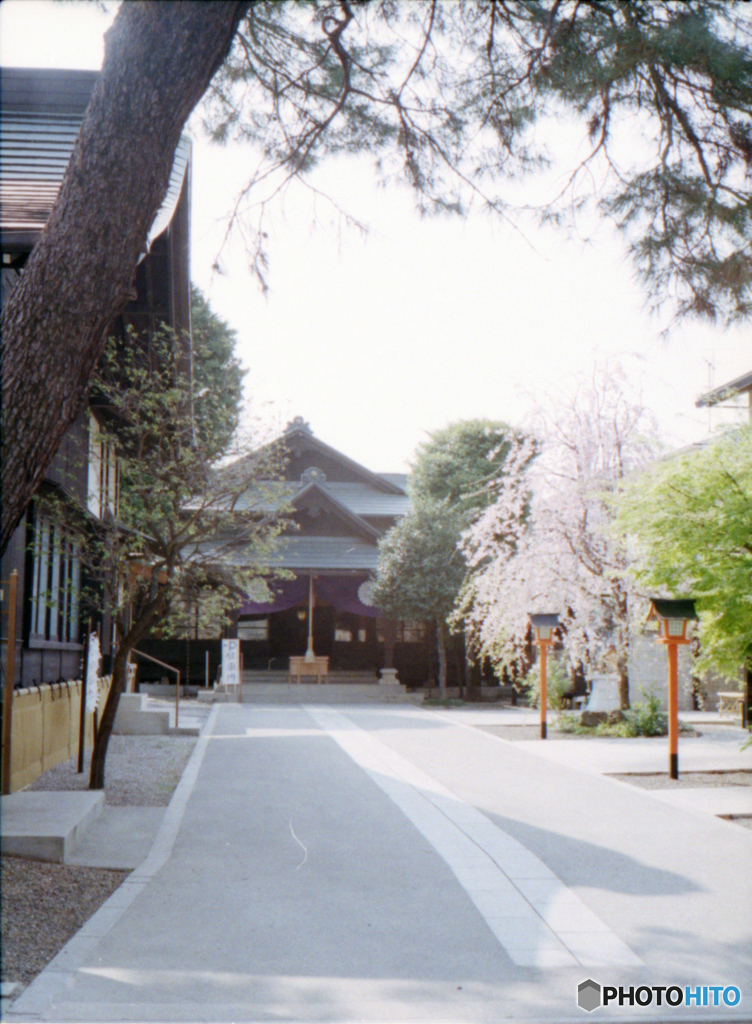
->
[204,0,752,324]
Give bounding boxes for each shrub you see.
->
[623,688,668,737]
[523,659,571,711]
[556,688,669,737]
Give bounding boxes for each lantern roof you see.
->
[529,613,560,628]
[648,599,698,621]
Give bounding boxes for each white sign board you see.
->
[221,639,241,691]
[86,633,101,711]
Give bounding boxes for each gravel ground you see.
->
[1,857,128,987]
[474,723,701,741]
[27,733,198,805]
[610,770,752,788]
[2,709,201,994]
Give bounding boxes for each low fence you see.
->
[5,675,113,794]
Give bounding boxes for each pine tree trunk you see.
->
[1,1,248,555]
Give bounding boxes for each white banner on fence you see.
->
[86,633,101,710]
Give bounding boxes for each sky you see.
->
[2,0,750,473]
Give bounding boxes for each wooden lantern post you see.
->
[530,613,560,740]
[648,599,698,780]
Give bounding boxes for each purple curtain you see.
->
[238,574,382,618]
[314,575,382,618]
[237,576,310,615]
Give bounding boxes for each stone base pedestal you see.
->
[584,673,621,714]
[379,668,400,686]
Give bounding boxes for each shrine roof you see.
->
[199,535,380,572]
[224,478,410,518]
[303,481,410,517]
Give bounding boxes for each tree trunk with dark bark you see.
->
[1,1,248,555]
[89,591,168,790]
[436,617,447,693]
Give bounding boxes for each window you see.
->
[87,415,119,518]
[335,613,367,644]
[29,512,81,644]
[237,618,269,641]
[377,619,428,644]
[400,620,427,643]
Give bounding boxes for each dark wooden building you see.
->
[230,417,432,683]
[0,67,192,688]
[140,418,435,688]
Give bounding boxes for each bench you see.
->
[289,655,329,684]
[717,691,745,717]
[562,688,588,710]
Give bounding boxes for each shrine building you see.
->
[137,417,435,688]
[228,417,432,685]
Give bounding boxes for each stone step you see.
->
[239,682,419,705]
[1,790,105,863]
[113,693,170,735]
[242,670,381,685]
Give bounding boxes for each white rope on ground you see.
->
[289,820,308,869]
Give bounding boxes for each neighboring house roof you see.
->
[0,66,190,253]
[378,473,409,490]
[696,370,752,408]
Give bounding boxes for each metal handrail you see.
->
[131,648,181,728]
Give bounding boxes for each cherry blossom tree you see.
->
[458,369,660,708]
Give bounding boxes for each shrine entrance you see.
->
[237,573,385,673]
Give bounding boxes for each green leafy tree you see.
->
[372,498,468,691]
[617,426,752,679]
[409,420,531,518]
[43,328,285,790]
[191,285,246,451]
[4,1,752,552]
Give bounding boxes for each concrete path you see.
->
[5,703,751,1023]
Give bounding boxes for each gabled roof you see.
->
[281,417,405,494]
[0,66,190,253]
[696,370,752,408]
[203,421,409,574]
[272,536,380,571]
[291,480,381,541]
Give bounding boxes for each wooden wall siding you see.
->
[7,675,113,793]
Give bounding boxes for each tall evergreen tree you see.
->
[190,285,246,451]
[374,419,533,690]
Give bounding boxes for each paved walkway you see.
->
[6,704,751,1023]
